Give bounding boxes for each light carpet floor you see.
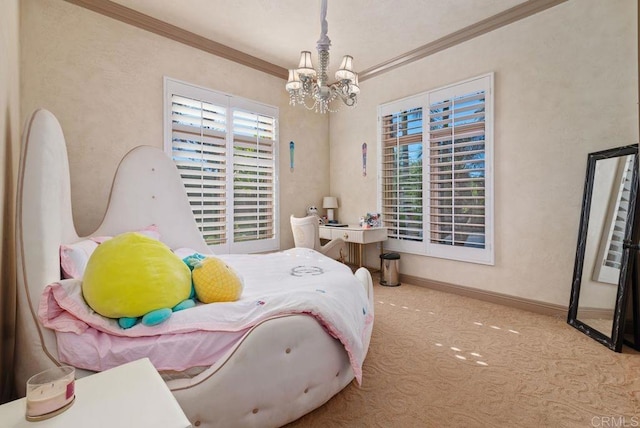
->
[286,279,640,428]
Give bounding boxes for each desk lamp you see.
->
[323,196,339,223]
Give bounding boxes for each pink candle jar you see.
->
[25,366,75,421]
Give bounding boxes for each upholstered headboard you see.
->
[15,109,210,393]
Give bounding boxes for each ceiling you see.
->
[110,0,529,76]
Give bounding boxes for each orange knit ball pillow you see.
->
[192,257,243,303]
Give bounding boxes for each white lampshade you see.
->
[335,55,355,81]
[297,51,316,77]
[349,74,360,94]
[323,196,338,222]
[322,196,338,209]
[285,69,302,91]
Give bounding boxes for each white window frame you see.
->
[163,77,279,254]
[593,155,635,284]
[377,73,494,265]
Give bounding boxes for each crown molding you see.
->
[63,0,289,80]
[64,0,567,83]
[358,0,568,82]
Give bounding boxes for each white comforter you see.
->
[39,248,373,383]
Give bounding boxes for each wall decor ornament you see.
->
[362,142,367,177]
[289,141,295,172]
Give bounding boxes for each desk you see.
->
[319,225,387,268]
[0,358,191,427]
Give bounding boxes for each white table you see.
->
[319,225,387,268]
[0,358,191,427]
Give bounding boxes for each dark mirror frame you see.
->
[567,144,639,352]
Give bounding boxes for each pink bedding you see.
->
[39,248,373,383]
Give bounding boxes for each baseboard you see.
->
[571,308,615,320]
[398,273,569,318]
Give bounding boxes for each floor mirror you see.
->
[567,144,640,352]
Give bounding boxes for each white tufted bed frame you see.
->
[15,109,374,427]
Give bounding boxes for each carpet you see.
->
[286,279,640,427]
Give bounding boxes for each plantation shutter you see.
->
[604,157,634,269]
[378,73,493,264]
[165,78,279,254]
[380,108,424,244]
[594,155,635,284]
[170,94,228,246]
[428,82,488,251]
[232,109,276,244]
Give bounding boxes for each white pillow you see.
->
[59,225,162,279]
[60,239,99,279]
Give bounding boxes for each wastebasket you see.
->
[379,252,401,286]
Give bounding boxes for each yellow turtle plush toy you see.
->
[192,257,244,303]
[82,232,193,328]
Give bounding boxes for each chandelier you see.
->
[285,0,359,114]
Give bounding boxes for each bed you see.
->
[15,109,375,427]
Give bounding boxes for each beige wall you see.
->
[19,0,639,308]
[1,3,20,248]
[20,0,330,247]
[1,0,20,181]
[1,0,20,403]
[330,0,638,306]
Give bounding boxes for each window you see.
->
[593,155,635,284]
[164,78,279,254]
[378,74,493,264]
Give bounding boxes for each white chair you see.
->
[290,215,345,261]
